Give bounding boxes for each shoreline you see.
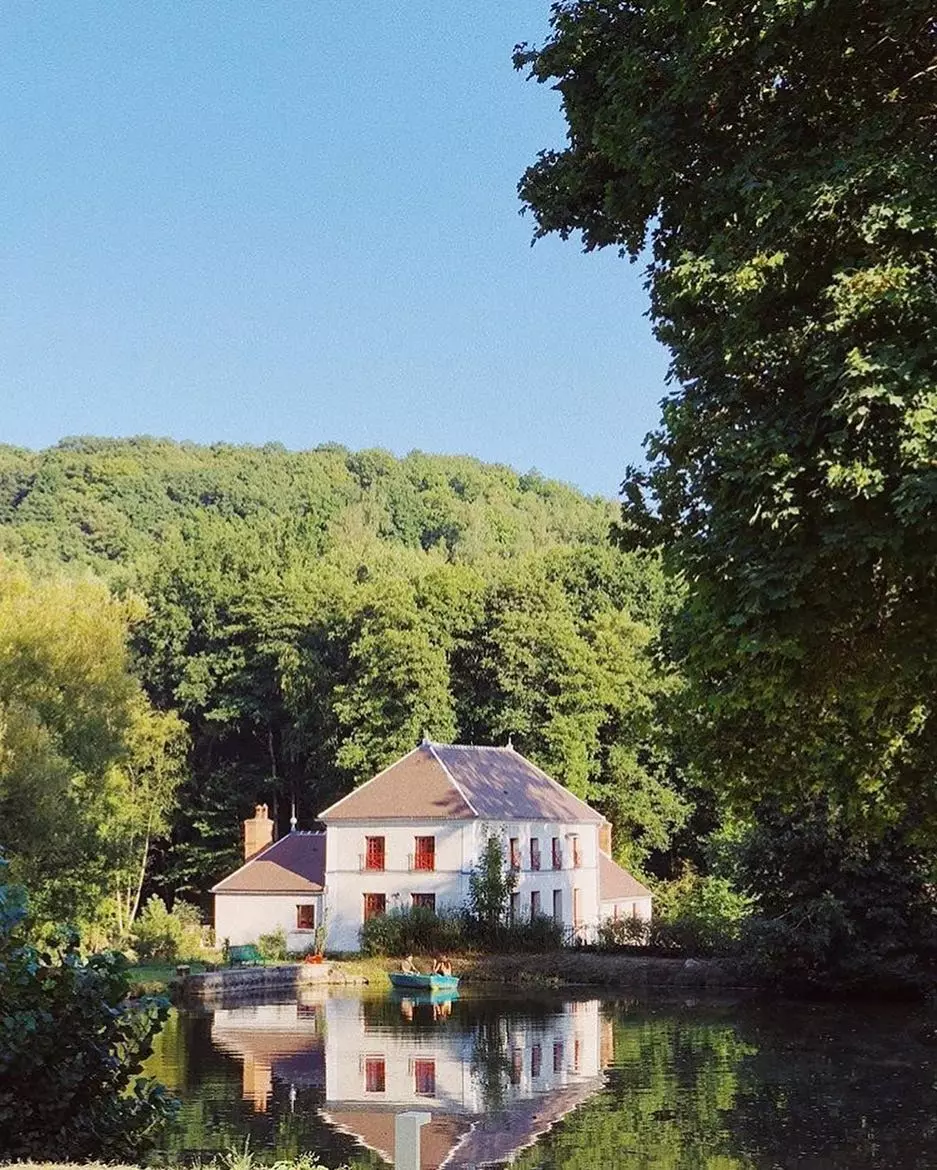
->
[174,950,739,1006]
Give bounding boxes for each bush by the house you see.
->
[0,859,176,1161]
[132,895,213,963]
[257,927,287,962]
[597,870,750,956]
[467,912,564,953]
[359,904,564,956]
[651,869,751,956]
[359,905,464,957]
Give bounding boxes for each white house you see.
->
[212,740,652,953]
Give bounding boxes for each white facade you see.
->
[600,894,653,923]
[322,994,602,1110]
[324,817,602,952]
[215,891,324,953]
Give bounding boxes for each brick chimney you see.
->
[599,820,612,857]
[244,803,274,860]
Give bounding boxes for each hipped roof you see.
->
[211,831,326,894]
[319,741,605,825]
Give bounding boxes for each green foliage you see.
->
[358,905,464,957]
[467,834,518,931]
[0,440,691,914]
[132,896,211,963]
[517,0,937,986]
[0,859,175,1161]
[256,927,287,963]
[0,562,188,931]
[730,801,937,992]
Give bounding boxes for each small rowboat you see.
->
[389,971,459,992]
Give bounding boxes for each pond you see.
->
[145,987,937,1169]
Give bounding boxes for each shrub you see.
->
[650,869,751,956]
[257,927,287,962]
[597,915,651,949]
[0,858,176,1161]
[359,906,464,957]
[469,912,565,953]
[133,895,211,963]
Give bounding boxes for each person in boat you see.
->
[433,956,452,977]
[401,954,418,974]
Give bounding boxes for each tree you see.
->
[468,833,518,931]
[103,700,188,938]
[516,3,937,835]
[0,562,187,930]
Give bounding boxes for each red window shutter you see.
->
[414,836,435,871]
[364,893,386,921]
[365,1057,385,1093]
[414,1059,436,1096]
[366,837,385,871]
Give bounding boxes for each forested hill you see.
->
[0,437,686,920]
[0,436,614,569]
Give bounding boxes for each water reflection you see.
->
[146,991,937,1170]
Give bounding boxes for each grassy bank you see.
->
[327,950,735,990]
[126,962,210,995]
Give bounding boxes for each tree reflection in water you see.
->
[145,993,937,1170]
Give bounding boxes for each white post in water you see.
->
[395,1110,430,1170]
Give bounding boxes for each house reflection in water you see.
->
[211,992,613,1168]
[211,1000,325,1113]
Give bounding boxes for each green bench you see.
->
[228,943,264,966]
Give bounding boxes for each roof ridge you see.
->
[427,742,479,816]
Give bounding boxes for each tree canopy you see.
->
[516,1,937,836]
[0,438,688,917]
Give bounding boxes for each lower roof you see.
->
[211,831,326,894]
[598,852,652,902]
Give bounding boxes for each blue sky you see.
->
[1,1,669,497]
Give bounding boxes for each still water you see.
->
[145,988,937,1169]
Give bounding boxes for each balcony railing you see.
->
[359,853,385,873]
[409,853,435,872]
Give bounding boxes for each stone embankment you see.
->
[179,962,367,1006]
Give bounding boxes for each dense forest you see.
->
[0,436,691,929]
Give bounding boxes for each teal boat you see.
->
[389,971,459,992]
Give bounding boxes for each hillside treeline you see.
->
[0,437,690,927]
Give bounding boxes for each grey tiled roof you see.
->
[319,742,605,824]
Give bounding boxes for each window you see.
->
[414,1058,436,1096]
[553,889,563,923]
[553,1041,564,1074]
[530,890,541,918]
[411,892,436,912]
[531,1043,542,1078]
[552,837,562,869]
[510,1048,522,1086]
[571,834,582,868]
[573,887,582,927]
[509,837,520,870]
[510,892,520,922]
[363,893,386,921]
[365,836,385,871]
[574,1038,582,1072]
[414,835,435,871]
[296,903,316,930]
[530,837,540,871]
[365,1057,386,1093]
